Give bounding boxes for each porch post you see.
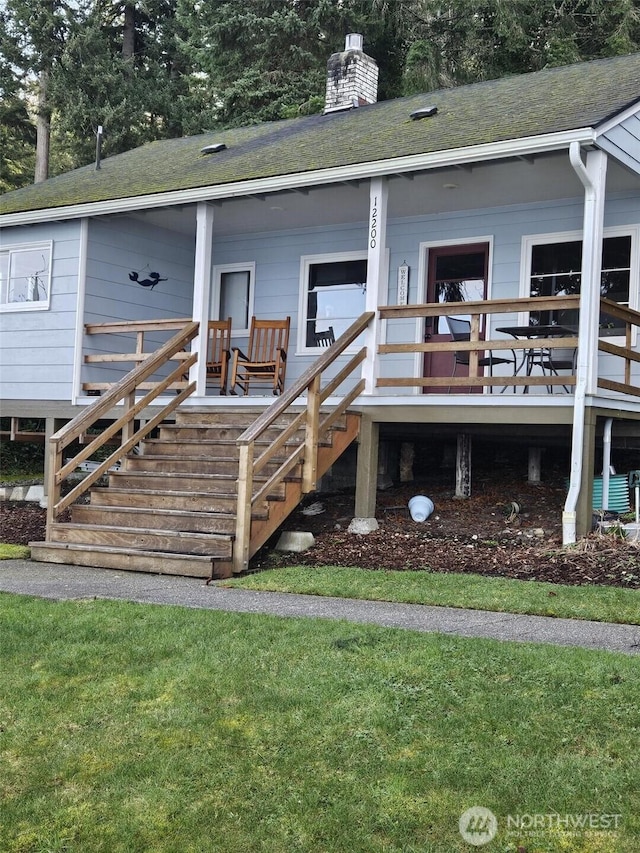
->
[362,177,388,393]
[528,447,542,483]
[192,202,214,394]
[576,409,597,537]
[351,415,379,532]
[455,433,472,498]
[575,148,607,396]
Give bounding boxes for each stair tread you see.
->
[80,505,251,520]
[30,541,219,561]
[91,486,278,502]
[52,522,232,540]
[112,470,276,482]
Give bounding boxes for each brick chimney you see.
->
[324,34,378,114]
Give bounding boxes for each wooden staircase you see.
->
[29,408,360,579]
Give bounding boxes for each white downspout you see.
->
[563,144,607,544]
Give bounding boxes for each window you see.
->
[0,242,52,310]
[300,253,367,349]
[528,233,633,336]
[212,263,254,334]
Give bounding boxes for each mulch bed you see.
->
[2,475,639,589]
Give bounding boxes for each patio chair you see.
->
[313,326,335,347]
[536,345,577,394]
[229,316,290,395]
[446,316,514,391]
[205,318,232,394]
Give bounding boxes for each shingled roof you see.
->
[2,52,639,217]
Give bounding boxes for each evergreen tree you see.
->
[402,0,640,94]
[2,0,639,189]
[175,0,405,126]
[50,0,199,169]
[1,0,72,182]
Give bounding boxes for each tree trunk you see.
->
[122,3,135,63]
[34,68,50,183]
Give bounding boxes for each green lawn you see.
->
[0,594,638,852]
[224,565,640,625]
[0,545,30,560]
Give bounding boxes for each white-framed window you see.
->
[298,251,367,351]
[0,242,52,311]
[522,228,637,338]
[211,262,255,335]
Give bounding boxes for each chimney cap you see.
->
[345,33,363,51]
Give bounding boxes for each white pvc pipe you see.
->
[601,417,613,510]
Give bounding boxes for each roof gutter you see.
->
[0,127,596,228]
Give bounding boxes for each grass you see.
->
[224,566,640,625]
[0,544,30,560]
[0,594,638,853]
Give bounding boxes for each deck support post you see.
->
[576,408,597,537]
[528,447,542,483]
[455,433,472,498]
[354,416,379,520]
[43,417,64,504]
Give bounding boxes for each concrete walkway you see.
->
[0,560,638,655]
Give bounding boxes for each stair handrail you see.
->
[233,311,374,573]
[46,321,199,534]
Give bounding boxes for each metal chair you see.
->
[205,318,232,394]
[446,316,514,391]
[229,316,290,395]
[537,346,577,393]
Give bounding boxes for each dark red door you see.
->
[422,243,489,393]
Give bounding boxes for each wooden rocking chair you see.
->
[206,318,232,394]
[229,316,290,395]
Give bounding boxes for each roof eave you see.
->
[594,100,640,137]
[0,127,596,228]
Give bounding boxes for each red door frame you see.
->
[422,242,490,393]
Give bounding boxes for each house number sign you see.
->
[397,263,409,305]
[370,196,378,248]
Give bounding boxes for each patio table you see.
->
[495,324,577,393]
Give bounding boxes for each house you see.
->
[1,36,639,577]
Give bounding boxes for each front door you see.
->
[422,243,489,393]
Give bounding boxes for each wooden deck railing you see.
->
[379,295,640,396]
[233,311,374,573]
[46,321,199,536]
[83,318,194,393]
[379,295,583,392]
[596,299,640,397]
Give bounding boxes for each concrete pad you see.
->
[348,517,379,534]
[275,531,315,552]
[9,486,29,501]
[25,485,45,503]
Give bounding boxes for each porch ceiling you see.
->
[129,154,637,238]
